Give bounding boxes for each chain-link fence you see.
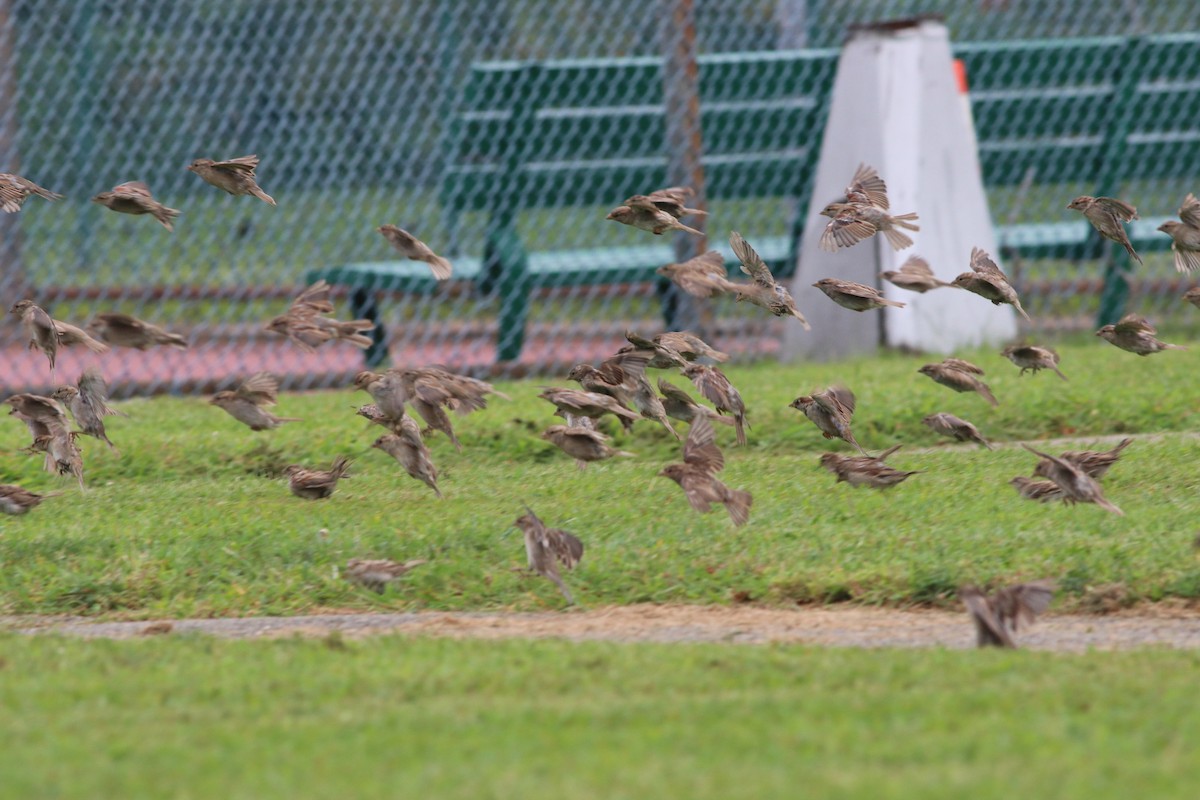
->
[1,0,1197,396]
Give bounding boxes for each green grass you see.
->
[1,634,1198,799]
[2,339,1200,617]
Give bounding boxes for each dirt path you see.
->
[7,604,1200,651]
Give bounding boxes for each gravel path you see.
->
[6,604,1200,651]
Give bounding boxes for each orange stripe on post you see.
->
[953,58,969,93]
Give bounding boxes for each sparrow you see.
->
[265,280,375,351]
[1067,195,1142,264]
[372,417,442,498]
[405,366,510,416]
[353,370,408,422]
[822,162,891,209]
[819,451,919,489]
[541,425,634,469]
[657,379,737,431]
[880,255,952,293]
[91,181,180,231]
[377,225,453,280]
[1022,444,1123,515]
[620,331,689,370]
[34,431,85,490]
[209,372,301,431]
[5,393,69,438]
[922,412,992,449]
[1010,476,1067,503]
[790,385,865,454]
[356,403,405,435]
[959,581,1055,648]
[606,198,702,236]
[812,278,906,312]
[344,558,428,593]
[656,250,730,298]
[951,247,1031,321]
[187,155,275,205]
[1183,286,1200,308]
[0,484,58,515]
[1055,438,1133,480]
[10,299,59,371]
[1158,194,1200,274]
[682,363,748,446]
[566,351,653,407]
[657,416,752,526]
[623,186,706,220]
[627,374,680,440]
[284,456,352,499]
[52,367,122,453]
[390,368,463,451]
[0,173,63,212]
[1095,314,1186,355]
[512,506,584,604]
[654,331,729,362]
[726,232,811,328]
[1001,344,1067,380]
[87,312,188,349]
[917,359,998,406]
[537,387,641,430]
[818,201,920,251]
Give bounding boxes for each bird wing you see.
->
[943,358,984,375]
[290,280,335,316]
[1093,196,1138,221]
[682,415,724,473]
[547,528,584,570]
[685,366,730,410]
[77,367,116,417]
[236,371,280,406]
[820,214,876,250]
[960,588,1013,647]
[212,154,260,172]
[969,247,1008,281]
[95,312,145,335]
[1113,313,1156,335]
[657,378,695,406]
[898,255,934,278]
[729,232,777,288]
[845,162,889,209]
[1179,193,1200,228]
[622,194,661,213]
[820,385,857,419]
[1009,580,1056,629]
[680,250,728,279]
[826,280,883,300]
[113,181,153,199]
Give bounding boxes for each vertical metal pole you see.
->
[0,0,26,301]
[659,0,706,333]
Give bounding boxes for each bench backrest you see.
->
[440,50,839,219]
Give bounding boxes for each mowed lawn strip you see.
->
[1,635,1198,799]
[1,340,1198,616]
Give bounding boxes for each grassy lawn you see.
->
[0,634,1196,799]
[1,338,1198,617]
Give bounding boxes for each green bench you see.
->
[310,33,1200,365]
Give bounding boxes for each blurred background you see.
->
[0,0,1197,396]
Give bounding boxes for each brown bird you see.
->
[541,425,634,469]
[538,387,641,430]
[566,351,652,408]
[187,155,276,205]
[1067,195,1142,264]
[922,412,992,449]
[0,173,63,212]
[727,232,811,328]
[657,379,738,431]
[959,581,1055,648]
[209,372,301,431]
[819,451,919,489]
[406,366,510,416]
[5,393,69,439]
[0,484,58,515]
[52,367,122,453]
[822,162,891,209]
[1010,476,1067,504]
[620,331,689,370]
[1095,313,1186,355]
[1001,344,1067,381]
[656,250,730,298]
[10,299,59,371]
[372,417,442,498]
[265,280,375,351]
[1183,286,1200,308]
[344,558,429,593]
[91,181,180,231]
[1023,444,1123,515]
[627,375,680,440]
[87,312,188,350]
[790,385,865,454]
[356,403,405,435]
[353,370,408,422]
[390,368,463,451]
[917,359,998,406]
[284,456,352,500]
[1055,438,1133,480]
[625,186,706,220]
[377,225,453,280]
[951,247,1031,322]
[512,506,585,604]
[1158,194,1200,274]
[654,331,728,363]
[880,255,952,293]
[682,363,748,446]
[609,203,700,235]
[33,430,86,490]
[813,278,906,312]
[658,416,752,526]
[819,202,920,252]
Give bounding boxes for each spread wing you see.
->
[1093,196,1138,221]
[682,415,724,473]
[943,357,984,375]
[1113,313,1156,335]
[961,588,1012,647]
[1008,580,1055,629]
[729,231,776,288]
[113,181,153,199]
[547,528,584,570]
[898,255,934,278]
[817,385,856,419]
[820,213,876,250]
[1179,193,1200,228]
[290,280,335,316]
[213,154,260,172]
[657,378,695,405]
[969,247,1008,282]
[686,366,730,410]
[845,162,889,209]
[236,371,280,406]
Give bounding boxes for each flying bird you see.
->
[682,363,748,446]
[1010,476,1067,504]
[344,558,428,593]
[819,450,918,489]
[657,416,752,526]
[656,250,730,299]
[512,506,584,604]
[378,225,453,280]
[657,379,738,431]
[1095,314,1186,355]
[1067,195,1142,265]
[87,313,188,350]
[1158,193,1200,274]
[790,385,865,454]
[880,255,952,293]
[1022,444,1123,515]
[0,173,63,212]
[1055,438,1133,479]
[187,155,275,205]
[917,359,998,406]
[726,232,810,328]
[541,425,634,469]
[284,456,352,499]
[51,367,122,453]
[537,387,640,430]
[0,484,58,515]
[1001,344,1067,381]
[812,278,906,312]
[91,181,180,231]
[372,417,442,498]
[265,280,375,351]
[959,581,1055,648]
[922,412,992,450]
[951,247,1031,321]
[209,372,301,431]
[606,192,703,236]
[10,300,109,373]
